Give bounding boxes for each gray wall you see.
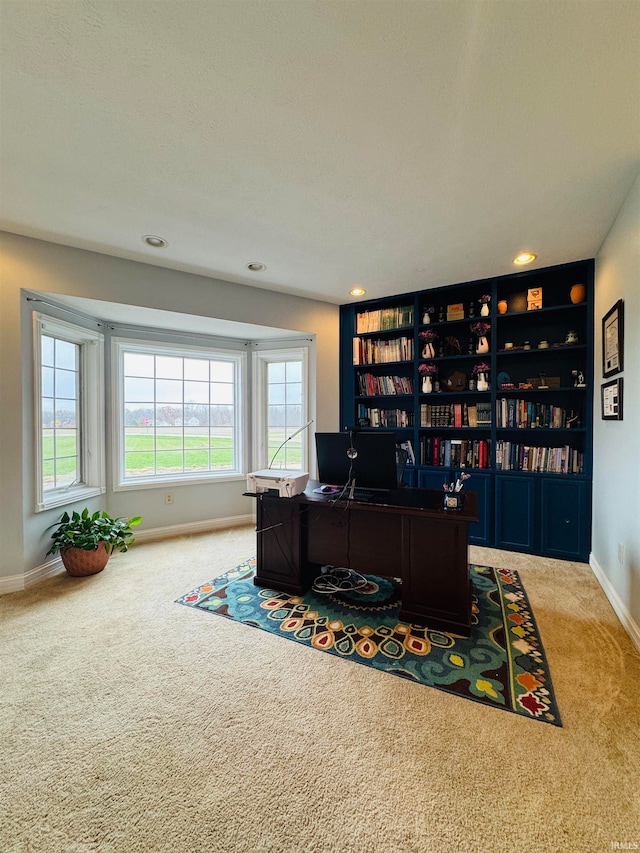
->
[593,170,640,638]
[0,232,339,578]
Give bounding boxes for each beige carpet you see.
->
[1,525,639,853]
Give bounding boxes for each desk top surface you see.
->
[297,481,479,522]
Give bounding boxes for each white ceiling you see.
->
[1,0,639,305]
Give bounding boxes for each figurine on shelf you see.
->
[438,306,445,322]
[572,369,586,387]
[479,294,491,316]
[468,300,475,319]
[419,329,438,358]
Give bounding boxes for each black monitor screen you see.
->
[315,431,399,491]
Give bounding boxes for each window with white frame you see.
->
[33,313,105,512]
[253,349,309,471]
[113,339,245,487]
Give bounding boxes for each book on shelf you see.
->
[419,436,491,469]
[357,405,414,428]
[496,398,579,429]
[495,440,583,473]
[357,373,413,396]
[356,305,414,334]
[352,336,414,365]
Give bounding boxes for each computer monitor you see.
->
[315,431,399,492]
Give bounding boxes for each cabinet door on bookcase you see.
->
[495,475,537,553]
[418,469,491,545]
[401,467,417,487]
[540,478,590,561]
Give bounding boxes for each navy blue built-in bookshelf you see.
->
[340,259,594,560]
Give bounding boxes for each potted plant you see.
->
[46,509,142,577]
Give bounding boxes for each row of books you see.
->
[419,401,492,428]
[496,398,579,429]
[357,406,414,428]
[355,305,414,334]
[495,441,584,473]
[357,373,413,396]
[353,336,414,365]
[419,437,491,469]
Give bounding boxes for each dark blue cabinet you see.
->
[495,475,537,552]
[541,478,590,561]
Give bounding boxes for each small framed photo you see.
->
[601,377,623,420]
[602,299,624,377]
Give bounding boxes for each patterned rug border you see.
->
[177,559,562,726]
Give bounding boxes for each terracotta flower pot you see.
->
[60,542,111,577]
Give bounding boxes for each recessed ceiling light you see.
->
[514,252,537,265]
[350,287,366,297]
[246,262,267,272]
[142,235,168,248]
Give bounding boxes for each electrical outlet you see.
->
[165,493,173,505]
[618,542,625,565]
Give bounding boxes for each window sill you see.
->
[36,485,106,513]
[113,474,246,492]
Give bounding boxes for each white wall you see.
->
[592,170,640,643]
[0,232,340,580]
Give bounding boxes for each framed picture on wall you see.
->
[602,299,624,377]
[601,377,623,420]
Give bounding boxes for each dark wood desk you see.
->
[250,482,478,636]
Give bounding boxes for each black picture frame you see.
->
[601,378,623,420]
[602,299,624,377]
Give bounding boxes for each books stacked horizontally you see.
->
[356,305,414,334]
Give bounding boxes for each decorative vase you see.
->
[497,300,508,314]
[477,372,489,392]
[422,312,431,324]
[60,542,111,577]
[476,335,489,354]
[480,303,490,316]
[422,343,435,358]
[421,375,433,393]
[570,284,586,304]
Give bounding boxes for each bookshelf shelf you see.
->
[340,258,594,559]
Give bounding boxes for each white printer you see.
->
[246,469,309,498]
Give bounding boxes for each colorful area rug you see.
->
[177,559,561,726]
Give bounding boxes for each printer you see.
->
[247,469,309,498]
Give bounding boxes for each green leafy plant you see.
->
[46,509,142,557]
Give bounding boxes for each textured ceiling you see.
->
[1,0,639,305]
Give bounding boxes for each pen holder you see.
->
[444,493,464,511]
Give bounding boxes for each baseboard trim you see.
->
[0,556,65,594]
[589,553,640,654]
[133,513,254,544]
[0,514,255,595]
